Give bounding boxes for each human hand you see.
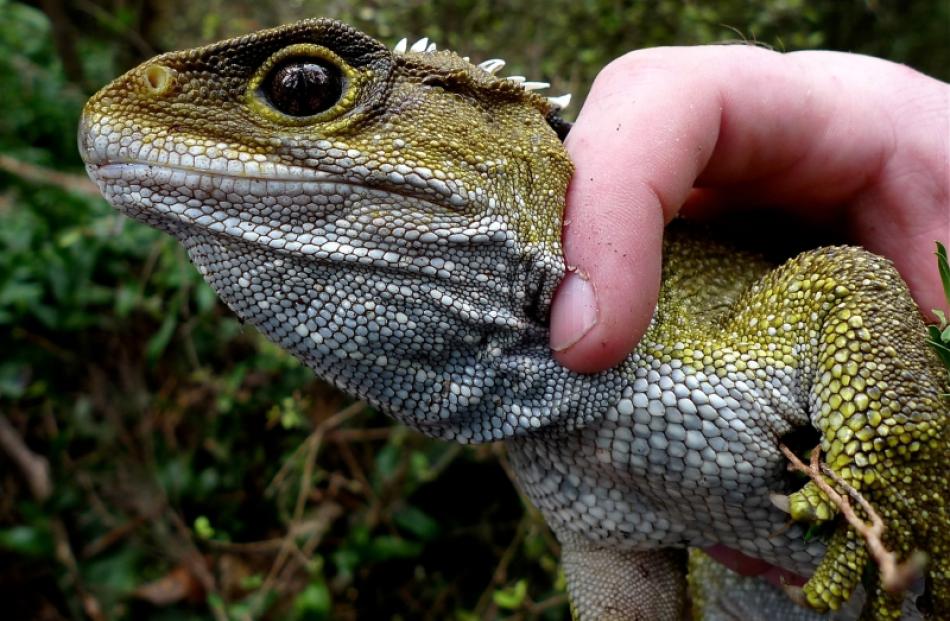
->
[549,45,949,374]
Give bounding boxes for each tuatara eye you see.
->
[262,59,343,117]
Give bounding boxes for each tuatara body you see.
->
[79,19,948,620]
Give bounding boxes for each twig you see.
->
[778,444,925,593]
[0,413,105,620]
[262,401,365,594]
[81,516,147,559]
[325,427,394,442]
[335,440,374,499]
[0,154,100,197]
[267,400,366,495]
[529,593,569,614]
[37,0,88,90]
[474,512,531,616]
[0,414,52,501]
[275,502,343,584]
[167,511,229,621]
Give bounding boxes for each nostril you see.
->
[142,64,175,95]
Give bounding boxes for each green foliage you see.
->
[0,523,54,558]
[928,242,950,377]
[493,579,528,609]
[292,581,332,620]
[0,1,944,619]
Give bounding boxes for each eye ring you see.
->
[247,44,362,125]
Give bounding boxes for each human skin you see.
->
[550,46,949,371]
[548,46,949,585]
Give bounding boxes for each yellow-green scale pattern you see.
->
[657,236,950,618]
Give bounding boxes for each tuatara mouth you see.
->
[87,159,495,257]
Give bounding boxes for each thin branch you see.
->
[267,400,366,495]
[167,511,229,621]
[37,0,88,90]
[0,413,105,620]
[0,414,52,501]
[0,154,100,197]
[778,443,925,593]
[474,512,531,617]
[262,401,365,594]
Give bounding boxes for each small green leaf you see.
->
[392,505,440,541]
[240,573,264,590]
[927,331,950,370]
[493,579,528,610]
[193,515,215,540]
[0,524,54,557]
[144,312,177,362]
[929,242,950,375]
[367,535,422,561]
[292,581,331,620]
[936,241,950,309]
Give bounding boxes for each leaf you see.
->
[392,505,440,541]
[927,327,950,370]
[929,242,950,373]
[493,579,528,610]
[291,581,331,620]
[936,241,950,310]
[367,535,422,561]
[133,564,205,606]
[193,515,215,540]
[0,524,53,557]
[145,311,177,362]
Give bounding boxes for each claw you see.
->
[770,492,791,514]
[780,579,810,609]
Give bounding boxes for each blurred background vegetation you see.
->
[0,0,946,619]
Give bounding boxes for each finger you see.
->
[551,47,725,373]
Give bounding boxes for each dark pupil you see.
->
[264,60,342,117]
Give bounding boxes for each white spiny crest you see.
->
[409,37,429,53]
[478,58,506,75]
[392,38,571,110]
[394,37,437,54]
[522,81,549,91]
[547,93,571,110]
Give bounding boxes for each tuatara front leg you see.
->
[722,245,949,619]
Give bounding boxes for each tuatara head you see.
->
[80,19,595,442]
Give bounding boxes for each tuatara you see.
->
[78,19,948,620]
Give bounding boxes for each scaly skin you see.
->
[78,19,948,620]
